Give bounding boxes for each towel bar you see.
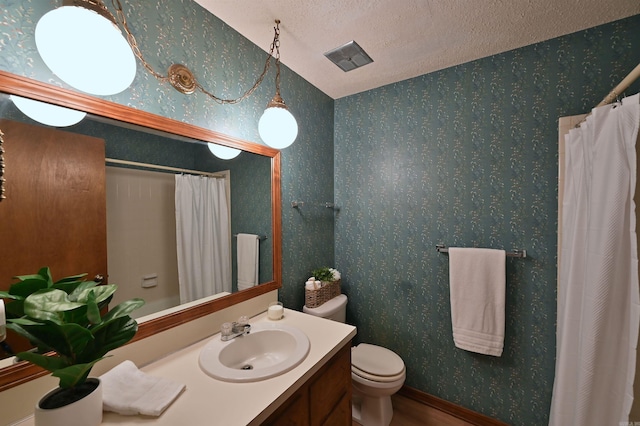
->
[436,244,526,258]
[233,234,267,241]
[291,200,336,209]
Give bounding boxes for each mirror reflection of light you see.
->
[10,95,86,127]
[35,5,136,96]
[259,106,298,149]
[208,143,241,160]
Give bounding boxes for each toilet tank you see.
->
[303,294,347,323]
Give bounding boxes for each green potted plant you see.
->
[310,266,341,283]
[1,267,144,426]
[306,267,341,308]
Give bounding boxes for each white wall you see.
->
[106,167,180,317]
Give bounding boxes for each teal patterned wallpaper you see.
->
[0,0,336,310]
[334,14,640,425]
[3,1,640,424]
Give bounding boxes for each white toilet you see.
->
[303,294,406,426]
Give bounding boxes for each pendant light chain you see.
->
[112,0,280,105]
[112,0,166,81]
[273,21,282,96]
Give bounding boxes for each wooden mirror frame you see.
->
[0,70,282,391]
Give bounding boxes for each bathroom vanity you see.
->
[10,296,356,426]
[265,343,352,425]
[0,72,355,425]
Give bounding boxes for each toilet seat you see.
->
[351,344,405,383]
[352,365,406,383]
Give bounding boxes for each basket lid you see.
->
[304,293,347,316]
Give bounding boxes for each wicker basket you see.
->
[305,279,341,308]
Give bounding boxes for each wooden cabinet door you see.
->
[263,391,310,426]
[264,343,352,426]
[310,344,352,426]
[319,393,351,426]
[0,118,107,354]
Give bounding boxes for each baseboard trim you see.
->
[398,386,510,426]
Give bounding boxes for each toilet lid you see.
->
[351,343,405,377]
[352,365,406,383]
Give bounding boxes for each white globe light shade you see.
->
[258,106,298,149]
[35,5,137,96]
[207,143,241,160]
[11,95,86,127]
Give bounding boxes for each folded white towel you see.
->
[448,247,506,357]
[237,233,259,291]
[100,360,185,416]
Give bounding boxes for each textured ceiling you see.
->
[195,0,640,99]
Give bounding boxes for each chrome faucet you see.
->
[220,316,251,341]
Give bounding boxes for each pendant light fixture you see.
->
[10,96,86,127]
[208,143,241,160]
[258,20,298,149]
[35,2,297,149]
[35,0,136,96]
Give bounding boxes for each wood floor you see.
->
[353,394,475,426]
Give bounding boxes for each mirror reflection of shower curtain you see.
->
[175,174,231,304]
[550,93,640,425]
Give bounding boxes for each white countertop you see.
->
[16,308,356,426]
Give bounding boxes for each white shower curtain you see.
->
[550,93,640,425]
[175,174,231,304]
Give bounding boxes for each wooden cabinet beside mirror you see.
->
[0,70,282,391]
[0,119,108,355]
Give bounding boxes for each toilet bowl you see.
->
[351,343,406,426]
[303,295,406,426]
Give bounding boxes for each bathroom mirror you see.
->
[0,98,274,312]
[0,70,282,391]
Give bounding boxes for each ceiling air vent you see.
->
[324,40,373,72]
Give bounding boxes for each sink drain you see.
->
[241,364,253,370]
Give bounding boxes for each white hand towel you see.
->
[100,360,185,416]
[237,233,259,290]
[448,247,506,357]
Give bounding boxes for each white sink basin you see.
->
[199,323,310,382]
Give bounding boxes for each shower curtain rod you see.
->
[106,158,226,178]
[596,62,640,107]
[574,62,640,128]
